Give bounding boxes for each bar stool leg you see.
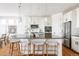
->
[33,45,35,56]
[18,43,20,56]
[9,43,13,56]
[9,43,11,55]
[43,45,44,56]
[11,43,14,56]
[46,44,48,56]
[37,45,39,55]
[28,43,31,56]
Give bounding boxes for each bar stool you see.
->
[31,39,46,56]
[0,39,3,48]
[5,34,10,44]
[1,34,6,46]
[20,39,31,56]
[33,44,45,56]
[46,39,59,56]
[9,40,20,56]
[0,38,5,48]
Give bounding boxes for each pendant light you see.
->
[18,3,22,23]
[45,4,48,25]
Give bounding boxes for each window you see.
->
[0,19,7,25]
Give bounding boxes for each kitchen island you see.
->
[19,38,63,56]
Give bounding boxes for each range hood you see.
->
[31,24,39,29]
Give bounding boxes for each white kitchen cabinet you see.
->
[71,36,77,51]
[76,8,79,28]
[64,9,78,35]
[52,13,63,37]
[31,17,38,24]
[71,36,79,53]
[44,17,52,26]
[64,11,72,22]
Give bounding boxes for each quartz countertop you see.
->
[10,34,64,39]
[11,37,63,39]
[72,35,79,37]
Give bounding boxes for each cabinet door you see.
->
[64,11,72,22]
[71,36,77,51]
[75,39,79,52]
[72,36,79,52]
[52,13,63,37]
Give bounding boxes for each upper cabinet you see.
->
[52,13,64,36]
[30,16,52,26]
[44,16,52,26]
[64,11,72,22]
[63,8,79,35]
[76,8,79,28]
[63,8,79,28]
[30,17,45,25]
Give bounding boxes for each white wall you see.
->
[52,13,64,37]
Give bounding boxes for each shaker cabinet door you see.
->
[71,36,79,53]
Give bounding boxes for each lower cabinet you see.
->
[71,36,79,53]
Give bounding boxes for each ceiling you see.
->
[0,3,78,16]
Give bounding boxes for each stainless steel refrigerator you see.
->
[64,21,71,49]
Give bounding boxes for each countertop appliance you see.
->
[64,21,71,48]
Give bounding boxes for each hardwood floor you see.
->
[0,44,79,56]
[0,44,10,56]
[62,46,79,56]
